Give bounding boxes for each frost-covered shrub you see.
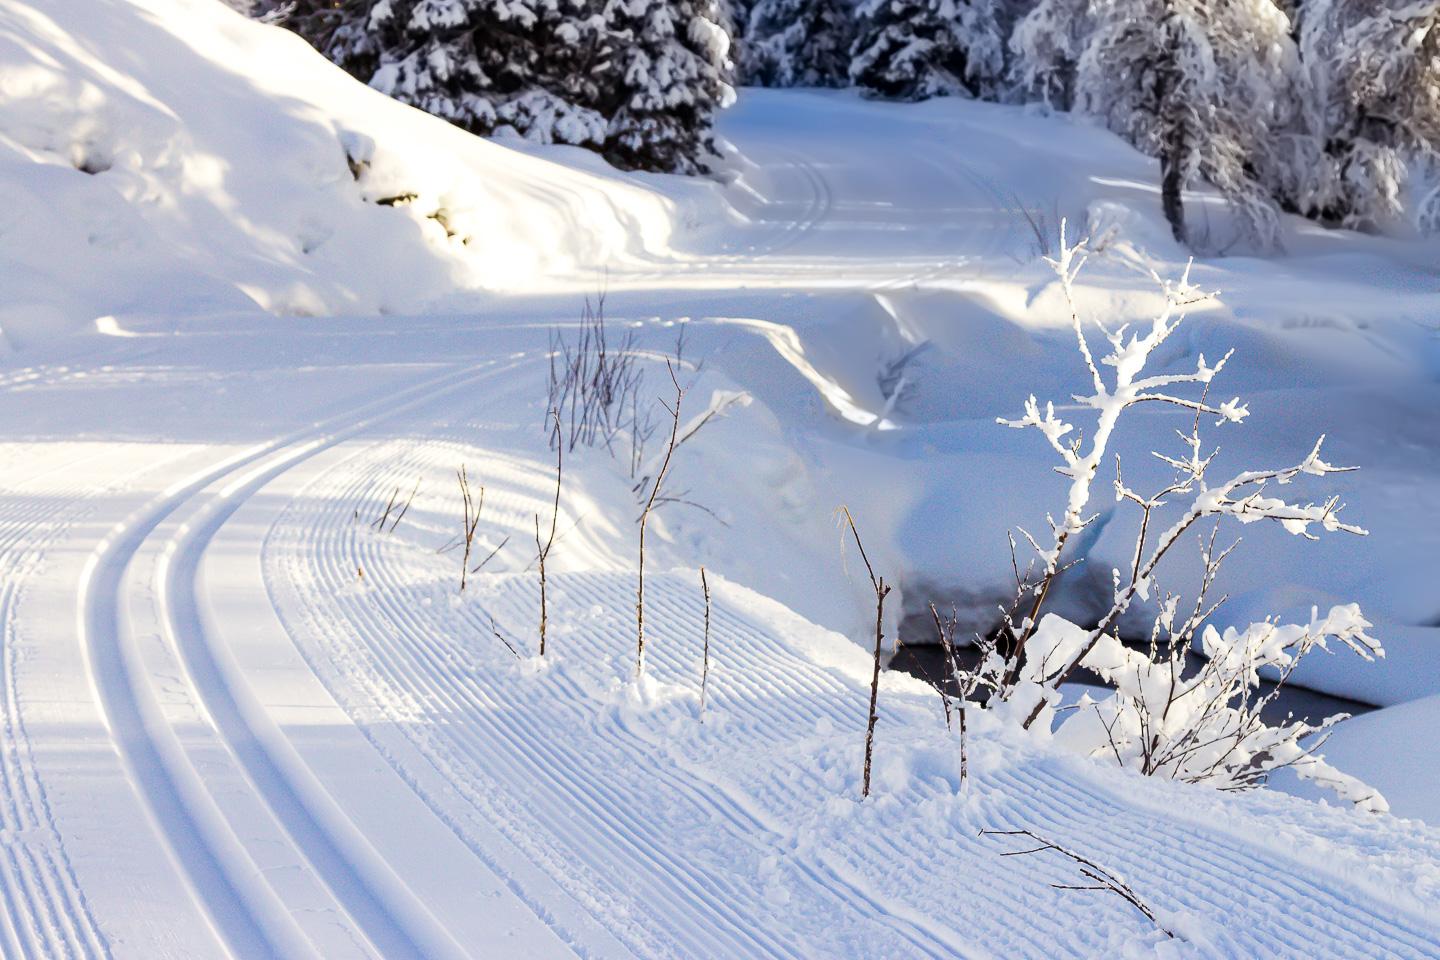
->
[967,225,1386,811]
[1021,607,1384,809]
[274,0,733,174]
[850,0,1006,101]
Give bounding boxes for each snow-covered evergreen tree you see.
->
[745,0,854,87]
[1074,0,1307,246]
[280,0,609,146]
[601,0,735,173]
[277,0,732,173]
[1008,0,1094,109]
[718,0,758,83]
[850,0,1006,101]
[1299,0,1440,232]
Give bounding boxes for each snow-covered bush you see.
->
[274,0,734,174]
[745,0,854,88]
[850,0,1005,101]
[1071,0,1309,247]
[968,225,1386,810]
[1297,0,1440,233]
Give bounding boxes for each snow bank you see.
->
[0,0,690,346]
[1307,695,1440,825]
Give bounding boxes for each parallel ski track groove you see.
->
[284,442,827,959]
[757,152,832,257]
[992,762,1439,958]
[0,450,157,960]
[331,552,813,957]
[76,362,498,959]
[268,432,978,959]
[234,370,1440,960]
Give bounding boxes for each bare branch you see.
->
[980,828,1173,938]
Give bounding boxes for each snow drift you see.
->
[0,0,693,347]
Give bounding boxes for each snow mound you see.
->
[0,0,688,346]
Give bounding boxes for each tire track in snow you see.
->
[76,362,503,959]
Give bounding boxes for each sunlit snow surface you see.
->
[0,1,1437,957]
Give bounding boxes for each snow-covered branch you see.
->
[976,229,1384,811]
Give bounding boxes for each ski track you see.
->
[74,361,509,959]
[268,434,1114,959]
[6,331,1434,958]
[4,343,1432,958]
[0,85,1435,959]
[0,448,120,960]
[280,450,828,959]
[993,762,1439,957]
[239,383,1440,958]
[755,151,833,258]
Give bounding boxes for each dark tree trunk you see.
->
[1156,14,1187,245]
[1161,146,1186,244]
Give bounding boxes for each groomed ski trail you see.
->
[253,382,1440,959]
[74,360,579,959]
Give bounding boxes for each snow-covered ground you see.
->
[1,1,1438,956]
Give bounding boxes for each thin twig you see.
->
[536,410,562,656]
[979,828,1173,938]
[371,484,400,531]
[842,506,891,799]
[457,466,482,593]
[699,566,711,718]
[388,477,421,533]
[471,535,511,574]
[636,361,683,677]
[488,615,521,659]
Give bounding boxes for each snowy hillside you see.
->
[0,0,1438,957]
[0,0,694,345]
